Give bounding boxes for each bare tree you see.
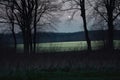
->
[32,0,61,53]
[61,0,92,51]
[0,0,17,51]
[7,0,17,51]
[0,0,61,54]
[88,0,120,50]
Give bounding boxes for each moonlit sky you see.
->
[45,0,94,33]
[0,10,93,33]
[0,0,104,33]
[0,0,92,33]
[0,0,119,33]
[56,12,83,33]
[52,0,85,33]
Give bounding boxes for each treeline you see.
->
[0,0,120,54]
[1,30,120,44]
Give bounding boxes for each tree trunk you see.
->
[82,14,92,51]
[106,8,114,51]
[11,15,17,52]
[28,28,32,53]
[33,0,38,53]
[23,30,30,54]
[107,20,114,50]
[11,27,17,52]
[33,25,37,53]
[81,0,92,51]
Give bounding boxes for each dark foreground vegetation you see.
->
[0,46,120,80]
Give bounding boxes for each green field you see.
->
[1,71,120,80]
[16,40,120,53]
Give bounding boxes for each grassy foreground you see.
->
[2,41,120,80]
[1,71,120,80]
[0,50,120,80]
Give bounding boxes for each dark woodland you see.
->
[0,0,120,80]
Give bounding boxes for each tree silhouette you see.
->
[62,0,92,51]
[0,0,61,54]
[0,0,17,51]
[88,0,120,50]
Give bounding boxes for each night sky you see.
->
[0,0,119,33]
[0,0,94,33]
[42,0,101,33]
[44,0,94,33]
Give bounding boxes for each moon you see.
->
[68,16,71,19]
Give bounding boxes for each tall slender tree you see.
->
[0,0,17,51]
[88,0,120,50]
[62,0,92,51]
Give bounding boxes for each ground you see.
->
[0,49,120,80]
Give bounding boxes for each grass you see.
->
[1,70,120,80]
[3,40,120,80]
[16,40,120,53]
